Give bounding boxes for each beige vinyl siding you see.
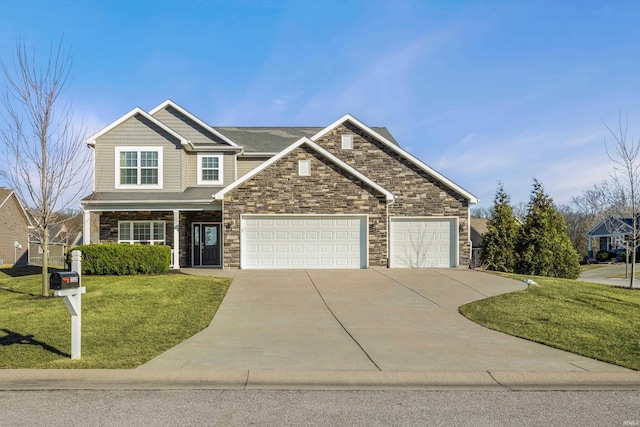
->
[152,106,228,145]
[0,195,29,265]
[186,151,235,187]
[181,150,188,191]
[237,156,270,178]
[94,115,184,192]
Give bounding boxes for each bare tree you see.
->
[603,113,640,288]
[0,40,90,296]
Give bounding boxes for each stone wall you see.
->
[315,122,471,266]
[223,145,389,268]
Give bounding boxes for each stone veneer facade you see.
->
[222,145,389,268]
[314,122,471,266]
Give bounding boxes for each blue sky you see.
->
[2,0,640,209]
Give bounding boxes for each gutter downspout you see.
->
[386,196,395,268]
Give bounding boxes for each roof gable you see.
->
[0,188,34,227]
[311,114,478,204]
[149,100,239,148]
[85,107,189,147]
[215,137,394,201]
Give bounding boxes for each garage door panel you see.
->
[390,218,456,268]
[242,216,366,269]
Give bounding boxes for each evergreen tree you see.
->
[480,183,520,272]
[516,179,581,279]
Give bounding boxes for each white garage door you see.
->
[390,217,457,268]
[241,215,367,269]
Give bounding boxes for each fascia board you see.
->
[149,99,240,147]
[214,137,394,201]
[85,107,189,147]
[311,113,479,204]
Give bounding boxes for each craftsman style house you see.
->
[80,100,478,269]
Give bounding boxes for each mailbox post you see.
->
[52,250,85,359]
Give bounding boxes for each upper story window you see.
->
[341,134,354,149]
[115,147,163,189]
[197,153,223,185]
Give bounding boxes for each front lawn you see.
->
[460,274,640,370]
[0,267,230,368]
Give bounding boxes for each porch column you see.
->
[588,237,593,258]
[82,210,91,245]
[173,210,180,269]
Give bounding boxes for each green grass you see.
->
[460,273,640,370]
[0,267,230,368]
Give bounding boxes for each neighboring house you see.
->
[29,222,83,267]
[80,100,478,269]
[0,188,31,266]
[470,218,488,268]
[586,215,638,257]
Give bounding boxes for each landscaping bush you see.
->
[596,250,614,263]
[68,244,171,275]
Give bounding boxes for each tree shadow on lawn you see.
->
[0,265,66,278]
[0,328,69,358]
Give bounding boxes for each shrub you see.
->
[68,244,171,275]
[596,250,614,263]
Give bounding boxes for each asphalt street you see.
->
[1,390,639,426]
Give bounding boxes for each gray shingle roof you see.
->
[81,186,223,203]
[214,127,398,153]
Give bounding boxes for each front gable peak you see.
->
[85,107,189,147]
[149,100,239,148]
[215,137,394,201]
[311,113,479,204]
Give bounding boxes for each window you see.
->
[118,221,166,244]
[115,147,163,189]
[341,134,353,149]
[298,160,311,176]
[197,153,223,185]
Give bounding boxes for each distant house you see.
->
[29,216,83,267]
[586,215,637,257]
[470,218,488,268]
[0,188,32,266]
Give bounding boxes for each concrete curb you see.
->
[1,370,639,391]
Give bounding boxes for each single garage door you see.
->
[241,215,367,269]
[390,217,457,268]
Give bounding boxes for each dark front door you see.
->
[193,223,221,266]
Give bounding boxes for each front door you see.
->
[193,223,221,266]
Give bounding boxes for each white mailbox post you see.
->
[53,250,85,359]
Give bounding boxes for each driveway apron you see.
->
[139,269,629,372]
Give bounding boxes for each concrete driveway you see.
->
[139,268,628,373]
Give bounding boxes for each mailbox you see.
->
[50,272,80,290]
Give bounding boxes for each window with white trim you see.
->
[197,153,223,185]
[118,221,166,244]
[115,147,163,189]
[298,160,311,176]
[341,134,354,149]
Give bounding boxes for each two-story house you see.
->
[80,100,478,270]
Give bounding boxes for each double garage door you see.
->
[240,215,457,269]
[241,215,367,269]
